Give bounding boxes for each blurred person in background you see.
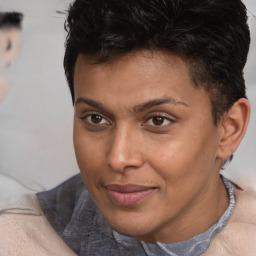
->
[0,11,76,256]
[0,12,23,102]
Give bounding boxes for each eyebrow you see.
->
[132,97,188,113]
[75,97,110,112]
[75,97,188,113]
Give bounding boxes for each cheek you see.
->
[145,140,215,213]
[145,128,218,187]
[73,123,103,179]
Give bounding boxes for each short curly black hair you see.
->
[64,0,250,126]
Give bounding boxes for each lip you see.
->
[104,184,157,207]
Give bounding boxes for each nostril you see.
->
[106,149,145,173]
[106,153,128,173]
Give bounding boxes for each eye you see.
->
[144,115,173,127]
[80,113,110,126]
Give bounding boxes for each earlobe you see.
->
[217,98,250,159]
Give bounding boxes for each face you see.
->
[73,51,228,243]
[0,28,22,68]
[0,28,22,103]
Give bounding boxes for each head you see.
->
[64,0,250,123]
[0,12,23,67]
[0,12,23,102]
[64,0,251,243]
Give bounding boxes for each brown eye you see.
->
[80,113,110,126]
[152,116,165,126]
[91,114,103,124]
[143,114,173,128]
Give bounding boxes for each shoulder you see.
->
[36,173,89,235]
[36,174,117,254]
[203,188,256,256]
[36,172,103,250]
[37,173,85,207]
[0,193,76,256]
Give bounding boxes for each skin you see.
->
[73,50,230,243]
[0,28,22,68]
[0,77,9,103]
[0,28,22,103]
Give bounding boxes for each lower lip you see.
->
[105,188,156,207]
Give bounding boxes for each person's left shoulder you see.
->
[203,188,256,256]
[232,187,256,219]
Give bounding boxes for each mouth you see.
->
[104,184,157,207]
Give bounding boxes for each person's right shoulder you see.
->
[0,194,77,256]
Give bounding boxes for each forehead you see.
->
[74,51,190,89]
[73,50,211,113]
[75,50,189,75]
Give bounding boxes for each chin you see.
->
[107,216,156,240]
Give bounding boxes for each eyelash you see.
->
[143,114,174,128]
[79,112,174,130]
[79,113,111,127]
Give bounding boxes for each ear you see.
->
[217,98,250,159]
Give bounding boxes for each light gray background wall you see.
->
[0,0,255,191]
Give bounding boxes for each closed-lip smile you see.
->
[104,184,157,207]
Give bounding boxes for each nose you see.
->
[106,126,144,173]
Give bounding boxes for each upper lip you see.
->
[104,184,156,193]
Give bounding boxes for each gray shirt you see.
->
[37,174,235,256]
